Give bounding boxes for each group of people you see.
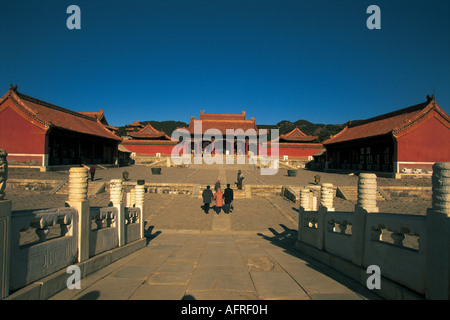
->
[201,170,245,214]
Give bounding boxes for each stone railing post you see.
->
[298,188,309,243]
[0,149,11,299]
[425,162,450,300]
[65,167,90,263]
[352,173,378,266]
[320,183,335,211]
[0,199,11,299]
[130,189,136,207]
[356,173,379,213]
[110,179,125,246]
[135,181,145,239]
[299,188,310,211]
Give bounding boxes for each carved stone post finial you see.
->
[300,188,310,211]
[357,173,379,213]
[68,167,88,202]
[110,179,124,205]
[432,162,450,215]
[320,183,335,211]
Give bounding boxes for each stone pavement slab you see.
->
[250,272,310,300]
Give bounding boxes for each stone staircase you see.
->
[337,186,387,201]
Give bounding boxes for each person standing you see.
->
[224,184,234,214]
[213,188,224,214]
[214,179,221,192]
[89,164,96,181]
[202,185,214,214]
[237,170,244,190]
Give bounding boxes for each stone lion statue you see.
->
[0,149,7,200]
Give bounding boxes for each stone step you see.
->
[337,186,386,201]
[56,180,105,197]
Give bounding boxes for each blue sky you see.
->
[1,0,449,127]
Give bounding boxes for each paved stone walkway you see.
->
[48,192,382,300]
[49,230,380,300]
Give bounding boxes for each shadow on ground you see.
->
[257,224,383,300]
[144,222,162,244]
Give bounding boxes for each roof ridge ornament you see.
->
[9,84,18,92]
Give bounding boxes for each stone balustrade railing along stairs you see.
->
[0,167,147,300]
[295,163,450,300]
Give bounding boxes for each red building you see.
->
[323,96,450,177]
[79,109,119,134]
[125,120,144,134]
[177,110,259,156]
[120,123,177,156]
[0,86,122,171]
[260,127,323,160]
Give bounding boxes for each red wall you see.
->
[0,104,47,156]
[397,115,450,162]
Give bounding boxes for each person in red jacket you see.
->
[213,188,224,214]
[89,164,96,181]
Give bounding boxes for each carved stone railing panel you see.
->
[365,212,425,251]
[363,212,427,294]
[10,207,77,291]
[326,212,353,235]
[89,207,118,257]
[124,207,141,244]
[324,211,354,261]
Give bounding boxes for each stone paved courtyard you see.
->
[4,164,433,300]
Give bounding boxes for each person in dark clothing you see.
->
[214,180,221,192]
[236,170,244,189]
[202,185,214,213]
[223,184,234,214]
[89,165,96,181]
